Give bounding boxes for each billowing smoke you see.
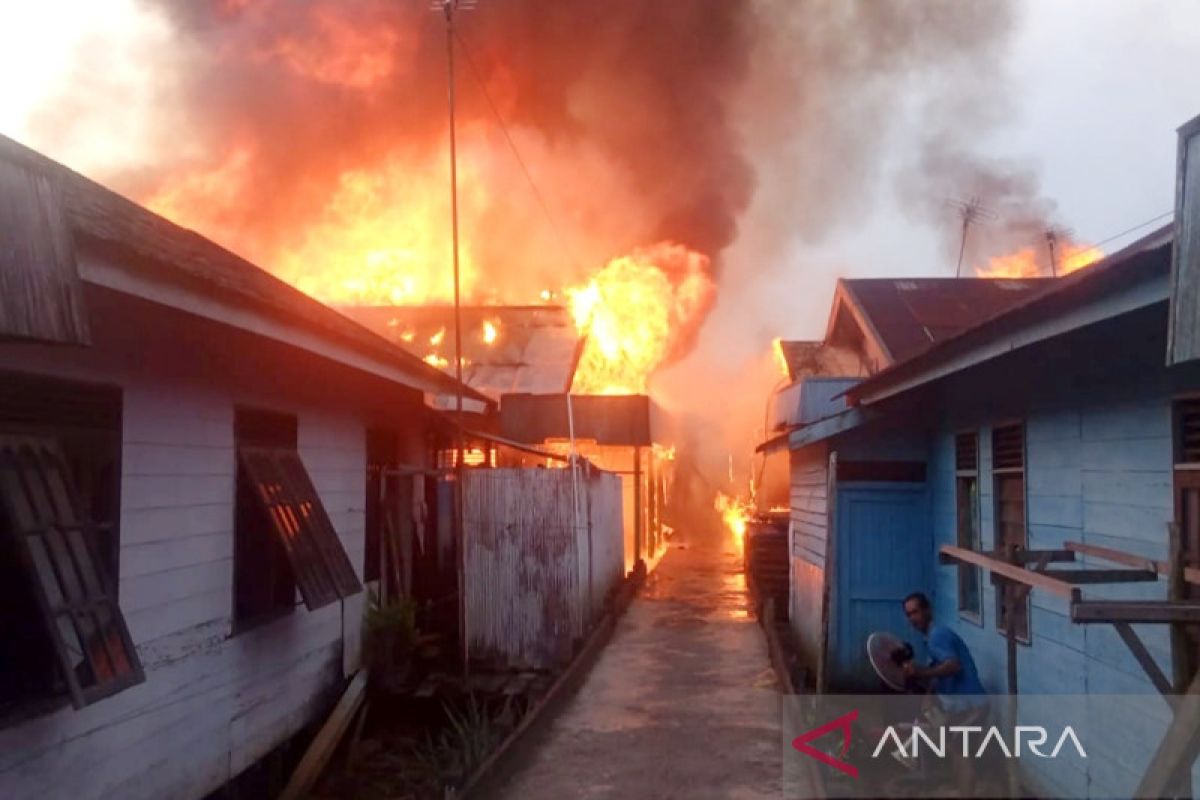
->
[899,139,1095,276]
[23,0,1050,496]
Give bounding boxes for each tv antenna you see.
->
[1044,225,1073,277]
[947,197,997,278]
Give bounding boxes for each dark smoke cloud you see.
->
[104,0,757,278]
[30,0,1028,292]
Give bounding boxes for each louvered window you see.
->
[1173,400,1200,607]
[0,372,138,719]
[1176,399,1200,465]
[955,431,978,473]
[992,424,1024,471]
[0,436,142,712]
[954,432,982,621]
[992,423,1029,642]
[234,409,361,633]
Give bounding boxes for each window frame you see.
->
[954,430,984,625]
[232,407,362,635]
[233,408,300,634]
[0,434,144,712]
[991,421,1031,645]
[1172,397,1200,606]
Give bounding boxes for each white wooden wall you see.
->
[0,286,371,800]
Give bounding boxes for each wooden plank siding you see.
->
[927,367,1190,794]
[789,443,829,677]
[0,287,378,800]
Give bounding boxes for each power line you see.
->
[452,27,586,277]
[1089,210,1174,251]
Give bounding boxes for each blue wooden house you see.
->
[769,147,1200,797]
[769,113,1200,797]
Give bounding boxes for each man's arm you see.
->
[905,657,961,680]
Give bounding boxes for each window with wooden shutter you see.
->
[954,431,982,622]
[0,435,143,710]
[992,422,1030,643]
[238,447,362,610]
[233,408,360,632]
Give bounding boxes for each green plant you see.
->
[412,694,510,785]
[364,594,420,672]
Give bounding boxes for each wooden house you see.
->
[0,136,488,799]
[771,113,1200,796]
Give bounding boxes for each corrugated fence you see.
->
[463,466,624,669]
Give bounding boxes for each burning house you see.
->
[0,135,492,799]
[345,301,676,578]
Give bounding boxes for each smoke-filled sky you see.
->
[3,0,1199,473]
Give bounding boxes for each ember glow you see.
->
[568,242,716,395]
[975,243,1103,279]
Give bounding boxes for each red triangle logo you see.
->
[791,708,859,778]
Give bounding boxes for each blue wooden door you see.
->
[831,484,931,688]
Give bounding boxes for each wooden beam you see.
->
[1065,540,1200,586]
[1039,568,1160,584]
[1135,669,1200,799]
[1113,621,1176,701]
[279,669,369,800]
[939,545,1081,600]
[963,549,1076,565]
[1072,601,1200,624]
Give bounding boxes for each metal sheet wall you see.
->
[463,467,624,669]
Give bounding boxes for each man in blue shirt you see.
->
[900,591,988,794]
[900,591,987,708]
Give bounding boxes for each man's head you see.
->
[903,591,933,633]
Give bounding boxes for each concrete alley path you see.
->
[493,532,783,799]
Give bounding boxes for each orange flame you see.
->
[772,337,789,379]
[975,243,1103,279]
[568,242,715,395]
[715,491,750,550]
[482,320,499,345]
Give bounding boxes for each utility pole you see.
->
[948,197,996,277]
[435,0,475,678]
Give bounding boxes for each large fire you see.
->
[975,242,1103,279]
[146,150,715,394]
[568,243,715,395]
[715,491,751,551]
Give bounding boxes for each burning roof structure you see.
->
[343,305,583,401]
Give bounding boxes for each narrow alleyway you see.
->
[493,531,783,799]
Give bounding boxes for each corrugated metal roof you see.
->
[343,305,582,400]
[0,134,486,403]
[846,225,1174,405]
[839,277,1053,364]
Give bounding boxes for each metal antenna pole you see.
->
[955,214,971,279]
[436,0,475,678]
[1045,229,1059,278]
[948,197,997,278]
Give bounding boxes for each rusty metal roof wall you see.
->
[841,278,1054,363]
[499,393,653,446]
[342,305,582,401]
[0,134,487,402]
